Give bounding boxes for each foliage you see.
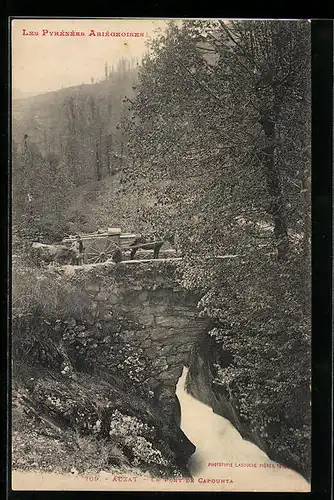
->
[207,259,311,474]
[124,20,310,256]
[12,259,92,322]
[123,19,311,476]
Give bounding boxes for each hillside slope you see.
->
[12,62,140,239]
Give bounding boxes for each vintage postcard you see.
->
[11,18,311,492]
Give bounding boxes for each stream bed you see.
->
[11,366,311,492]
[175,366,310,492]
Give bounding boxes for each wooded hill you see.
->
[12,57,139,240]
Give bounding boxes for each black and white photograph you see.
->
[11,18,311,492]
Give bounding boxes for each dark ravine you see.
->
[185,339,311,482]
[13,259,309,483]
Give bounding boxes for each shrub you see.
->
[12,261,92,322]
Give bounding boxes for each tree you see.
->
[123,19,311,478]
[64,96,81,185]
[125,20,310,262]
[106,133,113,176]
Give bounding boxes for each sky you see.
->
[11,19,173,96]
[12,18,304,96]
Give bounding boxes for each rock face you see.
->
[12,367,195,477]
[185,340,311,482]
[12,259,210,476]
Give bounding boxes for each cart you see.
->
[62,228,122,264]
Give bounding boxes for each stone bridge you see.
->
[61,258,211,420]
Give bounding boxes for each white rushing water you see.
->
[12,366,311,492]
[176,366,310,492]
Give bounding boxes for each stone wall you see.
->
[60,258,211,418]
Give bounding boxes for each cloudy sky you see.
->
[11,19,173,96]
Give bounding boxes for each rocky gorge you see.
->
[12,257,310,486]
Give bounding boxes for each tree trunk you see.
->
[95,142,102,181]
[106,134,112,176]
[260,114,289,260]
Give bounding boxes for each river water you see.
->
[11,366,310,492]
[175,366,311,492]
